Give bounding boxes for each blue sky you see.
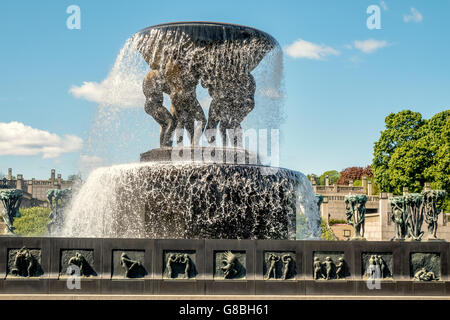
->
[0,0,449,179]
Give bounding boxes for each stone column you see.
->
[362,176,368,194]
[27,178,34,194]
[325,175,329,186]
[311,175,317,193]
[403,187,409,195]
[367,180,372,195]
[16,174,23,190]
[51,169,56,183]
[379,196,391,241]
[57,174,62,185]
[7,168,12,180]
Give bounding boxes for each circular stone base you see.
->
[140,147,260,165]
[63,162,321,240]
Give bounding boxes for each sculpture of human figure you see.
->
[404,193,424,241]
[323,257,334,280]
[46,188,71,235]
[390,198,406,241]
[367,255,378,279]
[221,251,238,279]
[266,253,280,279]
[376,255,386,278]
[313,257,323,280]
[424,192,438,238]
[166,253,178,278]
[120,253,142,278]
[0,189,23,234]
[414,268,427,281]
[11,247,34,277]
[68,252,87,276]
[335,258,345,279]
[143,64,175,147]
[165,59,206,146]
[355,196,366,238]
[202,72,255,147]
[423,190,446,240]
[179,253,191,279]
[414,267,437,281]
[344,198,354,225]
[345,195,366,239]
[281,254,293,280]
[143,57,206,147]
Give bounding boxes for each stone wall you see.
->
[0,237,449,296]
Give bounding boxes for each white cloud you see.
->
[0,122,83,158]
[380,1,388,11]
[70,37,147,108]
[404,7,423,23]
[284,38,340,60]
[70,79,145,108]
[353,39,389,54]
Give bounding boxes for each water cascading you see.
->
[62,22,321,240]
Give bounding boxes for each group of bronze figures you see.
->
[389,190,447,241]
[166,253,192,279]
[344,194,367,240]
[46,188,72,235]
[142,60,255,148]
[0,189,23,234]
[0,187,72,236]
[6,247,440,281]
[10,247,36,277]
[365,255,389,279]
[315,189,447,242]
[136,24,271,148]
[265,253,295,280]
[313,256,345,280]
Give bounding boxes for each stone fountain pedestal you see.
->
[96,146,320,240]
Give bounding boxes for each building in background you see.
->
[0,168,74,208]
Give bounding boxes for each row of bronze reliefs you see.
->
[4,247,442,282]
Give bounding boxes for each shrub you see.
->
[328,219,347,226]
[13,207,50,236]
[320,220,336,241]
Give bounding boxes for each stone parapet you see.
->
[0,237,449,296]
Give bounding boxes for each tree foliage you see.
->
[336,166,373,185]
[320,220,336,241]
[372,110,449,203]
[318,170,340,185]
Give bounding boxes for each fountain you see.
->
[62,22,321,240]
[1,22,449,298]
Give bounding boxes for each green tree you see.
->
[372,110,449,201]
[318,170,340,185]
[336,166,373,185]
[372,110,425,193]
[67,174,78,181]
[320,220,336,240]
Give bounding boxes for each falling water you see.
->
[65,22,320,239]
[62,162,321,239]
